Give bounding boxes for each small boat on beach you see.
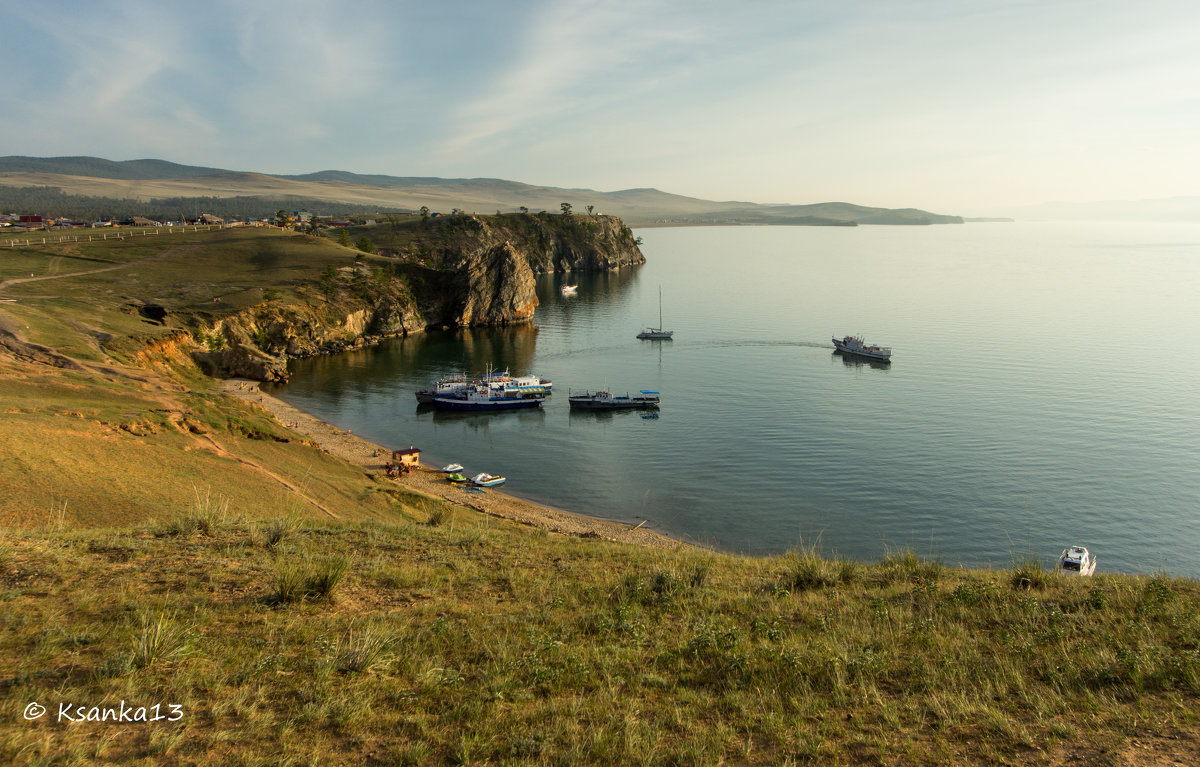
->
[441,463,464,473]
[832,334,892,361]
[472,473,506,487]
[445,472,468,484]
[1058,546,1097,576]
[569,389,661,410]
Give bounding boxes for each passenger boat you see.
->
[832,334,892,361]
[416,371,552,403]
[415,374,470,404]
[472,473,506,487]
[491,374,553,398]
[637,286,673,340]
[568,389,661,410]
[430,384,547,411]
[1057,546,1097,576]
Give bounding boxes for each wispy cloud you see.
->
[2,0,1198,207]
[434,1,710,160]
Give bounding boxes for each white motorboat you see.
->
[1057,546,1097,576]
[472,473,506,487]
[560,284,578,295]
[832,334,891,361]
[441,463,464,473]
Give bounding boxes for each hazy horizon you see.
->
[2,0,1198,213]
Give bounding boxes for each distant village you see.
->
[0,210,376,231]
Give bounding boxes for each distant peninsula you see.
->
[0,155,964,227]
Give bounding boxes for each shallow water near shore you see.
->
[274,222,1200,576]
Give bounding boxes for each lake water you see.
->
[273,222,1200,577]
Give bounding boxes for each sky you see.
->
[2,0,1199,212]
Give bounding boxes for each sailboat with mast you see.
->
[636,286,674,340]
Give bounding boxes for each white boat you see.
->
[637,286,673,340]
[415,374,470,403]
[472,473,506,487]
[560,284,578,295]
[569,389,661,410]
[431,384,547,411]
[832,334,891,361]
[441,463,464,473]
[1057,546,1097,576]
[416,370,551,403]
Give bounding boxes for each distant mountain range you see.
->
[0,156,963,227]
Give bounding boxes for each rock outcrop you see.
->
[177,213,644,381]
[455,243,539,326]
[418,213,644,327]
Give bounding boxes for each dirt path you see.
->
[219,379,692,550]
[0,236,201,292]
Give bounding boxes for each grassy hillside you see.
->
[1,227,1197,765]
[0,227,435,528]
[3,516,1199,764]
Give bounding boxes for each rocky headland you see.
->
[185,213,643,382]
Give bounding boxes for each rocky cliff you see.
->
[396,212,644,327]
[178,213,644,381]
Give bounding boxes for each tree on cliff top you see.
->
[560,202,572,216]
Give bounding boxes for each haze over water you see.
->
[275,222,1200,577]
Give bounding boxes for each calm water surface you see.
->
[274,222,1200,576]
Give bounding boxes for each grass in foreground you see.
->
[1,508,1198,765]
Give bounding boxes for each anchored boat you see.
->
[417,370,552,403]
[637,286,673,340]
[1057,546,1097,576]
[832,334,892,361]
[430,384,547,411]
[568,389,661,410]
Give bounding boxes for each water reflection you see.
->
[426,407,548,427]
[536,265,640,304]
[567,407,656,423]
[834,352,892,371]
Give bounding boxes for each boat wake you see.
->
[681,339,835,350]
[539,340,834,360]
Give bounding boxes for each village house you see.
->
[392,446,421,467]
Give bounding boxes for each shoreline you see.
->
[219,378,692,550]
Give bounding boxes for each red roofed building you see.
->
[392,446,421,467]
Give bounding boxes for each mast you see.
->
[658,285,663,331]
